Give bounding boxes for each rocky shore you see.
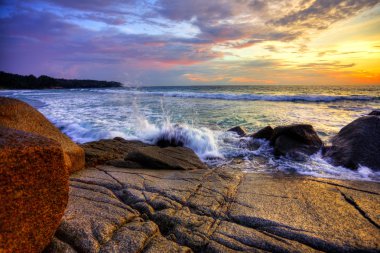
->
[46,139,380,253]
[1,97,379,252]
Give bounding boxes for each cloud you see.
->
[229,77,276,84]
[183,73,225,82]
[272,0,379,30]
[297,61,356,69]
[43,0,138,13]
[0,7,222,65]
[0,0,379,85]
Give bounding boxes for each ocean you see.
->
[2,85,380,181]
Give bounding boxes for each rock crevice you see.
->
[46,165,380,252]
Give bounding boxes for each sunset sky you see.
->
[1,0,379,86]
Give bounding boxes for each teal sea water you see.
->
[2,85,380,181]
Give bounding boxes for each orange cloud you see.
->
[229,77,276,84]
[183,73,225,82]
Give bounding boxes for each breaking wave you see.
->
[89,89,379,103]
[131,103,223,159]
[4,87,379,181]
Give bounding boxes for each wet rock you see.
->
[106,159,144,169]
[154,124,185,147]
[325,115,380,171]
[270,124,323,157]
[156,138,184,148]
[80,138,149,167]
[125,146,208,170]
[48,166,380,252]
[368,110,380,116]
[227,126,247,137]
[0,127,68,253]
[249,126,273,140]
[0,97,84,173]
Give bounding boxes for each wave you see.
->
[132,114,223,159]
[49,106,380,181]
[90,89,379,103]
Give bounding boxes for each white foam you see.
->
[257,150,380,181]
[6,88,379,182]
[88,89,378,103]
[132,113,223,159]
[52,106,380,182]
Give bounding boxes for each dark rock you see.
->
[227,126,248,137]
[0,127,68,253]
[125,146,208,170]
[106,159,144,169]
[0,97,85,173]
[154,124,187,147]
[322,145,331,155]
[80,138,149,167]
[270,124,323,156]
[156,138,184,148]
[42,237,76,253]
[368,110,380,116]
[249,126,274,140]
[325,116,380,171]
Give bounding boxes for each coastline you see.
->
[29,135,380,252]
[46,144,380,252]
[1,97,379,252]
[0,71,123,90]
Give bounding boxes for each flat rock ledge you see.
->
[46,165,380,252]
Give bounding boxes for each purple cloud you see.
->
[0,0,379,85]
[273,0,380,29]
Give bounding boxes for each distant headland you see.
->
[0,71,123,89]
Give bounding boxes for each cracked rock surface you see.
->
[46,166,380,252]
[46,139,380,252]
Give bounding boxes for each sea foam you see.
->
[132,110,222,159]
[88,89,378,103]
[5,87,380,182]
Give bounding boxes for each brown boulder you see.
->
[325,115,380,171]
[227,126,247,137]
[80,137,149,167]
[249,126,274,140]
[125,146,208,170]
[0,127,69,253]
[270,124,323,157]
[0,97,84,173]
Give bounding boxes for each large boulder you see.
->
[0,127,69,253]
[125,146,208,170]
[270,124,323,157]
[0,97,84,173]
[325,115,380,171]
[80,137,149,167]
[368,110,380,116]
[249,126,274,140]
[227,126,247,137]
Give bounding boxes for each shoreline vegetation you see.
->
[0,71,122,89]
[1,97,380,252]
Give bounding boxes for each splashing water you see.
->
[2,85,380,181]
[131,99,223,159]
